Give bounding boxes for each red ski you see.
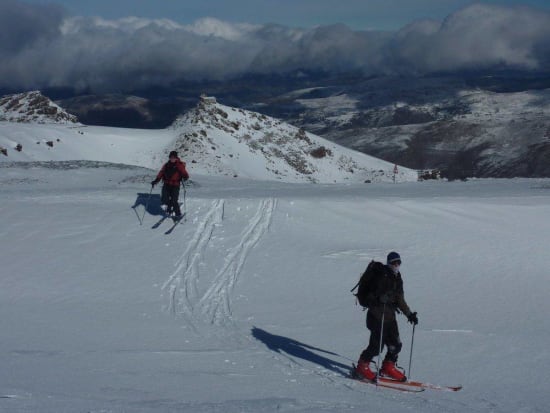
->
[351,367,424,393]
[378,376,462,392]
[354,376,425,392]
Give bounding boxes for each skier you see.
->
[151,151,189,220]
[355,251,418,382]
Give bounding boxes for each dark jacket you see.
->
[155,158,189,187]
[366,265,412,322]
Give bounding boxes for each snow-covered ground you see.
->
[1,161,550,412]
[0,93,419,184]
[0,122,174,170]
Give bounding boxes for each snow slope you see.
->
[170,96,417,183]
[0,121,174,169]
[0,94,418,183]
[1,162,550,412]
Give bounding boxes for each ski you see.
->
[352,376,425,392]
[151,215,169,229]
[350,368,424,393]
[164,214,185,235]
[351,365,459,392]
[164,220,179,234]
[378,376,462,392]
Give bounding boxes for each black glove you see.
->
[151,179,158,187]
[407,312,418,325]
[183,176,189,182]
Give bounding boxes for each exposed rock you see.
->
[169,96,417,183]
[0,91,79,124]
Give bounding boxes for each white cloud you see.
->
[1,1,549,91]
[393,4,550,72]
[184,17,259,40]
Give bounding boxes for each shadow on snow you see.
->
[131,193,164,223]
[252,327,350,377]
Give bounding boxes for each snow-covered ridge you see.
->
[171,96,417,183]
[0,93,418,183]
[0,91,79,124]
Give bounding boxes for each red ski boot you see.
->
[380,360,407,382]
[355,359,377,381]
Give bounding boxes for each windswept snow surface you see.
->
[1,163,550,412]
[0,122,174,169]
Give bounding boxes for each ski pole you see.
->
[182,181,187,216]
[376,302,386,383]
[408,323,416,379]
[140,185,153,225]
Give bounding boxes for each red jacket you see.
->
[156,158,189,187]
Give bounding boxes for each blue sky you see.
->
[23,0,550,30]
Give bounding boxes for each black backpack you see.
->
[351,260,385,308]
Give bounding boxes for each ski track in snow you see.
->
[162,199,225,323]
[200,198,276,325]
[162,198,276,327]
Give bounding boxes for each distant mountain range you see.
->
[3,72,550,178]
[274,75,550,179]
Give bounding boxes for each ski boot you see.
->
[355,359,377,381]
[380,360,407,382]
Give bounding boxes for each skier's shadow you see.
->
[132,193,164,222]
[252,327,350,377]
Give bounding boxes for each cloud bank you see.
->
[1,1,549,91]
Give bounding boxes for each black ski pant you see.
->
[161,184,181,216]
[360,311,402,363]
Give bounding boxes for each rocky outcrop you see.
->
[0,91,79,124]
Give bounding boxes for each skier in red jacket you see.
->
[151,151,189,220]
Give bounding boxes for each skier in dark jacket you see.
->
[355,251,418,382]
[151,151,189,220]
